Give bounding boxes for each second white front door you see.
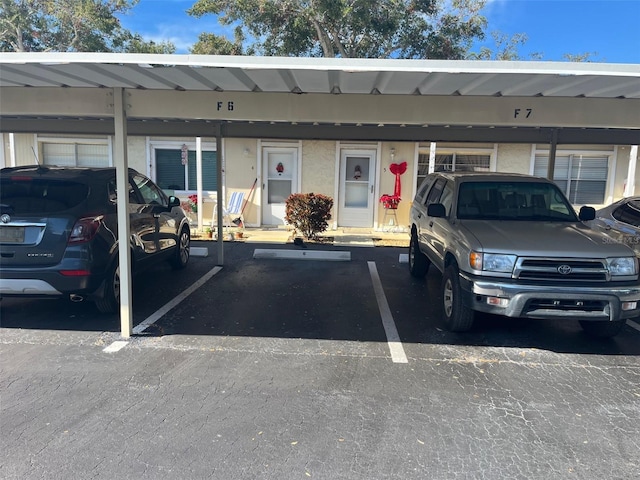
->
[262,147,298,225]
[338,149,376,227]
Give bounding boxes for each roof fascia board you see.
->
[1,53,639,77]
[1,116,636,145]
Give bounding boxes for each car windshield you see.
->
[457,181,578,221]
[0,177,89,214]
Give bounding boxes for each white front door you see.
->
[338,149,376,227]
[262,147,298,225]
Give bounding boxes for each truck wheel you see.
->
[409,231,430,278]
[442,265,474,332]
[170,226,190,270]
[579,320,625,338]
[95,263,120,314]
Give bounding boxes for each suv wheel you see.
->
[442,264,474,332]
[170,227,190,270]
[409,230,430,278]
[579,320,625,338]
[95,263,120,314]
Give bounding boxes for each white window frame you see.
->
[530,145,615,206]
[415,143,496,194]
[148,139,217,195]
[35,135,112,167]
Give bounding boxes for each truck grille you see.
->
[514,258,609,282]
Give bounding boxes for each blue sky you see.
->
[119,0,640,63]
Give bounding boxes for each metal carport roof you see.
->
[1,53,639,338]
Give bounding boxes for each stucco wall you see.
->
[496,144,531,173]
[378,142,414,230]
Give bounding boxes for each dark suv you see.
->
[0,166,191,313]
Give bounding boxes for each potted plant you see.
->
[205,227,213,239]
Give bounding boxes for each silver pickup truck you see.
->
[409,172,640,337]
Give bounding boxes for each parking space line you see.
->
[627,319,640,333]
[367,261,408,364]
[132,265,223,335]
[103,340,129,353]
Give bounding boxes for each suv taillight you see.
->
[68,216,103,244]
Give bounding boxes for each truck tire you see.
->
[579,320,625,338]
[409,230,430,278]
[95,262,120,314]
[169,226,190,270]
[442,264,474,332]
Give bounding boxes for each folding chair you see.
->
[223,191,245,230]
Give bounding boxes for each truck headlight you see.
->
[606,257,637,276]
[470,252,517,273]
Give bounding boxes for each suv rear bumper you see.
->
[459,273,640,321]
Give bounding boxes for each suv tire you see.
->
[169,226,190,270]
[95,263,120,314]
[442,264,474,332]
[409,230,430,278]
[579,320,625,338]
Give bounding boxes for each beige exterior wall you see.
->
[495,144,531,173]
[224,138,258,226]
[4,132,639,229]
[378,142,415,229]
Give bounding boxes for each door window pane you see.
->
[268,179,291,204]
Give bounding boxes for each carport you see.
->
[1,53,639,338]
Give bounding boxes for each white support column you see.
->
[113,88,133,339]
[196,137,203,231]
[428,142,436,173]
[216,124,224,265]
[624,145,638,197]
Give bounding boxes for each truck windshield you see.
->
[457,181,578,221]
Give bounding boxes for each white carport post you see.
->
[216,124,224,265]
[196,137,203,230]
[623,145,639,197]
[113,87,133,338]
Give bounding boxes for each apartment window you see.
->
[155,149,218,191]
[42,142,109,167]
[417,152,491,190]
[534,154,608,205]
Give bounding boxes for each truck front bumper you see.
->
[459,273,640,321]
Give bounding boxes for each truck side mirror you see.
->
[427,203,446,218]
[579,206,596,221]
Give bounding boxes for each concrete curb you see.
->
[253,249,351,261]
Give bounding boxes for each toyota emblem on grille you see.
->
[557,264,572,275]
[0,214,10,224]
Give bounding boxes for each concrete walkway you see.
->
[193,226,410,247]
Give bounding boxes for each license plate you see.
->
[0,226,25,243]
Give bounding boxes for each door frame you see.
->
[334,142,381,229]
[258,140,302,226]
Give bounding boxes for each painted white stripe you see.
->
[626,319,640,333]
[399,253,408,264]
[253,249,351,261]
[133,265,223,335]
[367,261,408,364]
[103,340,129,353]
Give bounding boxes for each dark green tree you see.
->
[0,0,175,53]
[187,0,487,59]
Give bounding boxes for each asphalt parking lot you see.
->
[2,240,640,479]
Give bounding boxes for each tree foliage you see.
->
[0,0,175,53]
[187,0,487,59]
[468,31,542,61]
[190,26,248,55]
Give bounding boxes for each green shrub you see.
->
[285,193,333,240]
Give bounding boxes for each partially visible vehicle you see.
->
[409,172,640,338]
[0,166,191,313]
[587,197,640,257]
